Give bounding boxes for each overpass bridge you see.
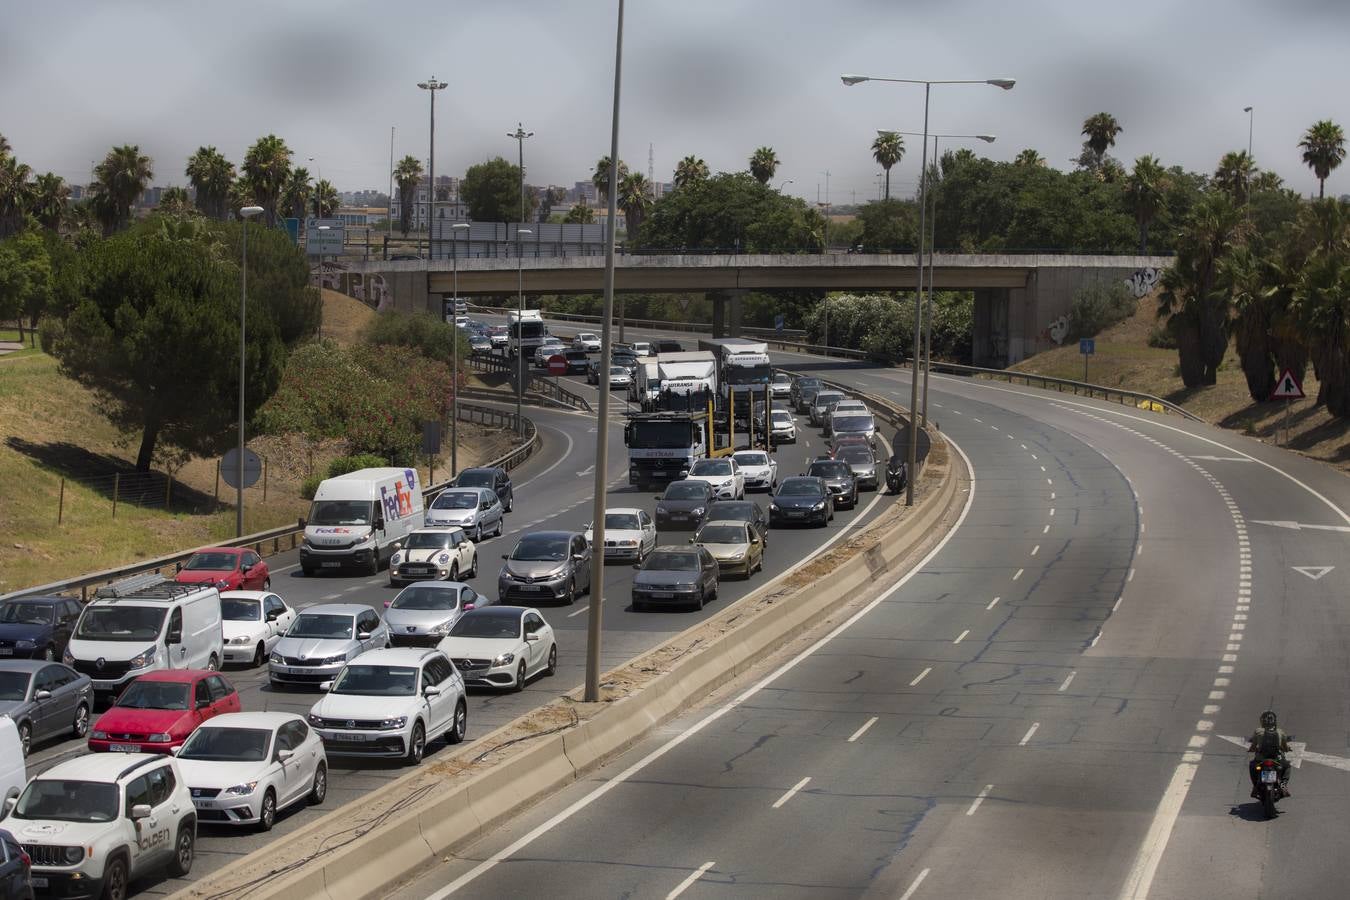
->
[328,252,1169,367]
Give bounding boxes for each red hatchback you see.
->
[88,669,241,753]
[175,547,270,591]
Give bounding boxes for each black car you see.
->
[795,381,824,415]
[654,480,715,531]
[654,340,684,353]
[0,830,33,900]
[563,349,591,374]
[790,376,822,410]
[705,500,770,547]
[770,476,834,527]
[454,466,514,512]
[806,458,859,509]
[0,596,82,662]
[631,546,720,611]
[611,350,640,373]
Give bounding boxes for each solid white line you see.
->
[848,717,879,743]
[1112,597,1122,612]
[966,784,994,816]
[909,667,932,686]
[986,597,1000,610]
[425,432,979,898]
[1019,723,1040,746]
[1059,671,1076,691]
[666,861,716,900]
[953,629,969,644]
[566,605,590,618]
[772,776,811,809]
[899,868,931,900]
[1013,568,1024,581]
[321,593,341,600]
[1117,761,1200,900]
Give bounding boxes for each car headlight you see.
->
[438,553,451,564]
[430,621,453,635]
[690,507,705,516]
[493,652,515,666]
[92,730,108,740]
[15,639,35,649]
[391,552,403,565]
[308,713,323,726]
[731,549,747,559]
[812,501,827,510]
[270,652,283,664]
[129,646,158,669]
[230,635,251,645]
[323,654,349,665]
[63,846,85,865]
[146,733,172,743]
[223,781,258,796]
[379,716,408,729]
[618,540,638,547]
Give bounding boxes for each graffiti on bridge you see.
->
[1125,267,1161,298]
[312,262,391,311]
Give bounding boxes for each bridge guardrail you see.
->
[1,403,540,603]
[466,352,592,412]
[465,304,806,342]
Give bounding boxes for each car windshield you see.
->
[605,513,641,530]
[511,535,570,561]
[0,671,30,701]
[391,586,459,611]
[798,378,821,388]
[449,612,521,639]
[579,333,597,340]
[833,415,873,432]
[733,452,769,467]
[809,462,851,478]
[288,613,354,639]
[183,551,237,571]
[115,680,190,710]
[778,480,822,497]
[815,392,844,406]
[839,447,875,465]
[405,532,456,551]
[772,411,792,423]
[332,664,418,696]
[432,491,478,510]
[75,606,166,642]
[610,367,627,375]
[690,459,732,476]
[179,727,270,762]
[664,482,707,500]
[0,602,54,625]
[774,374,791,384]
[13,780,119,824]
[456,470,495,488]
[308,500,373,526]
[644,551,699,571]
[698,525,746,544]
[221,598,261,621]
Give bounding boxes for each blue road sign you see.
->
[1079,338,1095,356]
[774,314,785,333]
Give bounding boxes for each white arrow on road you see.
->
[1251,519,1350,533]
[1217,734,1310,768]
[575,464,595,477]
[1292,566,1335,580]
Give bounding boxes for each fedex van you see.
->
[300,467,425,576]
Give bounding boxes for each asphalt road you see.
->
[389,331,1350,900]
[21,353,901,898]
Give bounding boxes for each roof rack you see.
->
[94,574,210,602]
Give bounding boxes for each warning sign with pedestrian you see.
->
[1271,368,1305,400]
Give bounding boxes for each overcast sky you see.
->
[3,0,1347,203]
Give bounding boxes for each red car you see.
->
[88,669,241,753]
[175,547,270,591]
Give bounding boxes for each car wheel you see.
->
[406,721,426,765]
[264,577,272,590]
[167,826,194,877]
[72,703,89,739]
[545,644,557,675]
[693,588,705,612]
[252,642,266,667]
[449,562,459,581]
[101,856,129,900]
[564,577,576,606]
[506,493,513,513]
[368,548,381,576]
[257,789,277,833]
[207,653,219,671]
[468,553,478,579]
[309,763,328,805]
[473,523,483,542]
[514,659,528,692]
[42,646,55,661]
[494,517,504,537]
[301,564,316,577]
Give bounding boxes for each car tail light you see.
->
[19,847,30,868]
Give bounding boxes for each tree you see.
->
[871,132,905,201]
[281,167,311,222]
[0,230,52,330]
[461,157,530,223]
[392,155,423,236]
[638,172,823,253]
[157,186,194,216]
[312,179,339,217]
[592,156,628,206]
[241,134,292,226]
[1299,119,1346,199]
[89,145,153,234]
[0,153,32,239]
[673,155,709,188]
[1081,112,1123,166]
[30,173,69,232]
[618,172,653,239]
[539,186,565,221]
[1251,170,1284,193]
[1014,149,1046,167]
[749,146,779,185]
[1125,155,1168,253]
[1213,151,1255,205]
[564,202,595,224]
[1288,200,1350,414]
[185,147,235,220]
[855,198,918,252]
[1220,245,1280,402]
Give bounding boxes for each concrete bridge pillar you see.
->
[708,290,744,338]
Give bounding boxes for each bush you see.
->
[364,310,467,366]
[327,454,389,478]
[1068,282,1135,340]
[300,473,324,500]
[1147,321,1179,349]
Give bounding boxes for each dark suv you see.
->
[805,458,859,509]
[0,596,82,661]
[454,467,514,512]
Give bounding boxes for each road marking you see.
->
[1013,568,1024,581]
[1031,544,1040,556]
[848,717,879,743]
[966,784,993,816]
[772,776,811,809]
[575,464,595,477]
[1047,478,1053,485]
[1050,492,1056,500]
[1021,443,1028,450]
[1189,455,1253,462]
[909,667,932,686]
[1039,465,1046,472]
[953,629,969,644]
[515,425,577,491]
[1140,522,1146,533]
[1112,597,1122,612]
[1031,453,1038,460]
[1128,567,1135,582]
[321,593,341,600]
[899,868,931,900]
[1059,671,1076,691]
[973,417,983,423]
[1292,566,1335,580]
[1049,507,1055,516]
[1043,524,1050,534]
[567,605,590,618]
[986,596,1000,610]
[666,861,716,900]
[1117,760,1200,899]
[1019,723,1040,746]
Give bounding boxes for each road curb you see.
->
[172,427,962,900]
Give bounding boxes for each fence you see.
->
[465,351,592,412]
[38,458,279,525]
[465,303,807,343]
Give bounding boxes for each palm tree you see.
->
[226,178,256,218]
[30,173,70,231]
[1097,158,1126,184]
[618,172,653,239]
[0,133,11,159]
[871,132,905,200]
[392,155,423,236]
[1014,148,1046,167]
[673,155,709,188]
[1214,151,1255,205]
[185,146,235,219]
[592,156,628,206]
[563,202,595,224]
[748,147,779,185]
[156,186,193,216]
[1125,155,1168,253]
[281,167,312,222]
[241,134,292,226]
[0,153,34,238]
[1081,112,1123,165]
[1219,246,1280,401]
[1251,170,1285,193]
[90,144,153,233]
[1289,199,1350,413]
[1298,119,1346,198]
[312,179,339,218]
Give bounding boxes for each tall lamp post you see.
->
[514,228,531,437]
[236,206,265,536]
[419,77,447,259]
[842,72,1015,505]
[1243,106,1254,198]
[450,222,470,475]
[777,179,794,193]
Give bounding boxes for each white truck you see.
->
[624,412,712,490]
[653,351,718,413]
[300,467,425,576]
[507,309,547,358]
[698,338,774,407]
[632,359,662,409]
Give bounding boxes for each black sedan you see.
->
[703,499,770,547]
[0,596,83,661]
[631,546,720,611]
[806,458,859,509]
[563,349,591,374]
[769,476,834,527]
[654,480,715,531]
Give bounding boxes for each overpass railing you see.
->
[465,303,806,342]
[465,352,593,412]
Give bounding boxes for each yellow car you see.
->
[692,520,764,578]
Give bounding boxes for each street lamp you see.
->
[842,72,1015,506]
[450,222,470,476]
[1244,106,1254,199]
[419,77,447,259]
[236,205,265,537]
[778,179,794,193]
[515,227,532,437]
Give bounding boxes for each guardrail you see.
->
[465,303,806,342]
[465,352,593,412]
[0,403,541,603]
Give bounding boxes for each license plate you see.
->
[30,877,47,889]
[194,799,216,809]
[787,510,804,517]
[652,591,675,599]
[331,732,367,742]
[110,743,142,752]
[1261,769,1278,783]
[518,584,544,591]
[321,561,342,568]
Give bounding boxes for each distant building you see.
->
[390,175,465,230]
[335,207,388,227]
[341,189,389,208]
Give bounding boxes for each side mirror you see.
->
[524,632,540,643]
[463,602,475,611]
[357,631,372,640]
[175,562,184,573]
[319,680,333,692]
[266,610,280,621]
[631,564,642,571]
[687,537,696,544]
[501,554,509,560]
[241,563,252,574]
[423,684,442,697]
[131,804,152,820]
[34,689,52,701]
[1,797,15,817]
[277,749,295,762]
[383,600,391,608]
[166,631,182,645]
[298,517,307,528]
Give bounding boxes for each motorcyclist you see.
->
[885,455,907,494]
[1248,710,1292,798]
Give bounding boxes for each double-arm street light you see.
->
[418,78,447,259]
[236,205,265,536]
[842,73,1014,506]
[508,124,534,439]
[451,221,470,475]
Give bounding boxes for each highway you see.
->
[384,330,1350,900]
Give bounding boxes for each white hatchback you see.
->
[438,607,556,691]
[731,450,778,492]
[389,526,477,587]
[220,591,296,667]
[684,457,745,500]
[572,332,601,351]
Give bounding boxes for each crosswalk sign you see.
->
[1270,368,1305,400]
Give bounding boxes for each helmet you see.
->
[1260,710,1277,729]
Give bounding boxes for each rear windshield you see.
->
[644,551,699,571]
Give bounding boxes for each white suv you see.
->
[307,647,467,765]
[4,753,195,898]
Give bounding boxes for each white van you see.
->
[63,574,224,697]
[300,467,425,576]
[0,718,23,808]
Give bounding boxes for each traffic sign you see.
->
[220,448,262,489]
[1079,338,1095,356]
[304,217,345,256]
[1271,368,1305,400]
[547,354,568,377]
[774,314,785,333]
[421,421,442,456]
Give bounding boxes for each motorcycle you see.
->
[885,458,907,494]
[1252,757,1287,819]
